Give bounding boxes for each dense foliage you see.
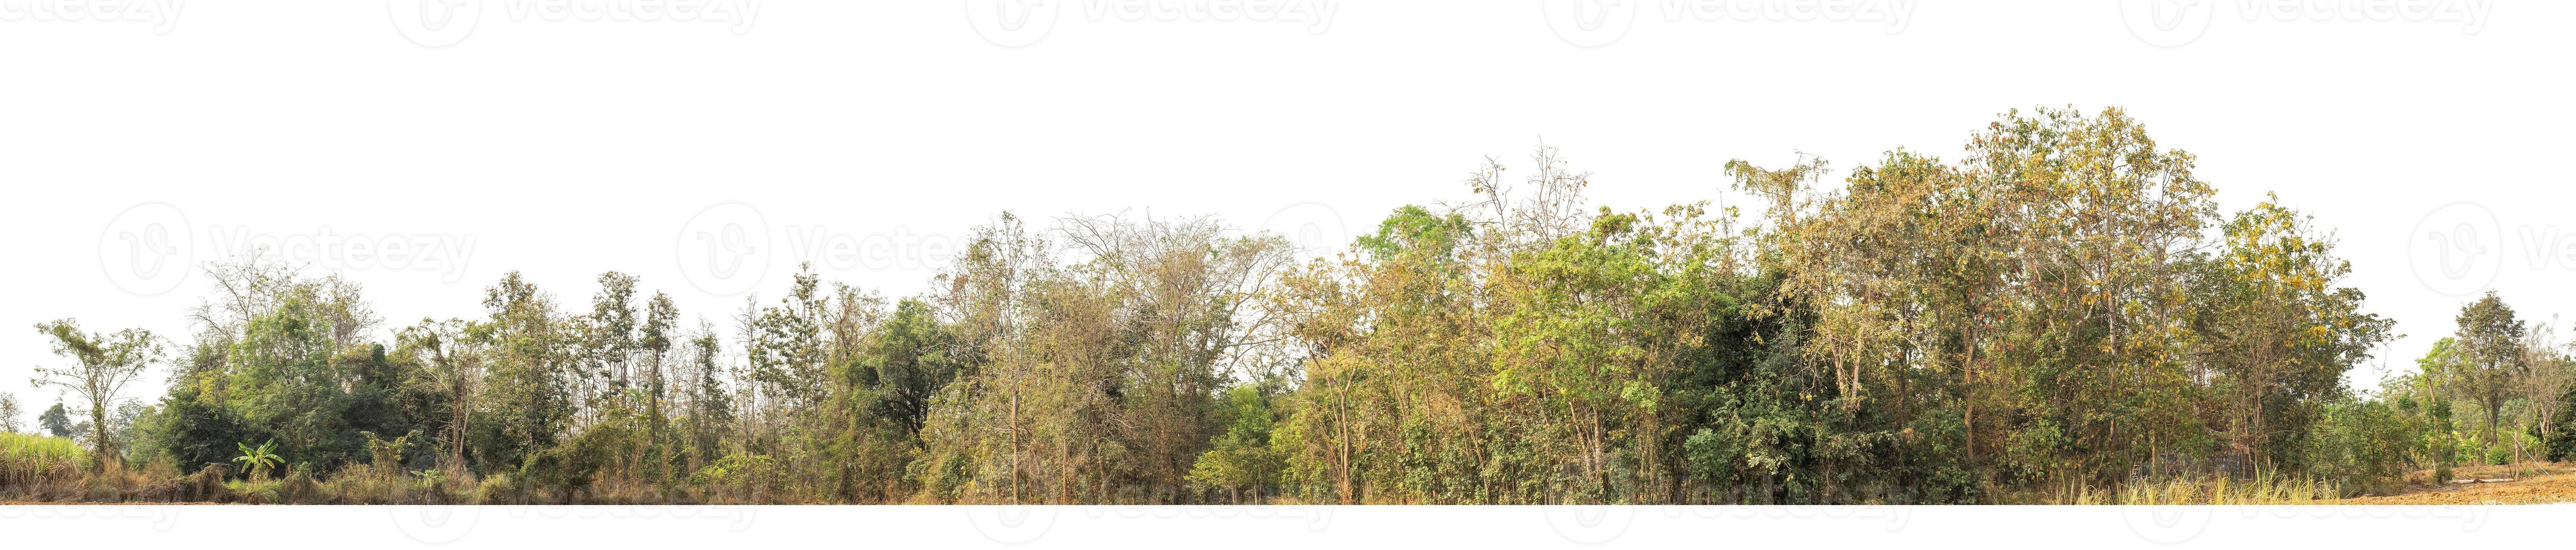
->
[8,107,2573,505]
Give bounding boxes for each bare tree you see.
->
[0,391,22,433]
[2516,318,2572,464]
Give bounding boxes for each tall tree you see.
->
[2454,292,2527,446]
[2186,197,2393,469]
[398,318,486,471]
[480,272,573,469]
[31,319,164,466]
[641,291,680,476]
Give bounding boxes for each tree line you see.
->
[10,106,2574,505]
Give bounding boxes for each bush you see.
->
[225,479,284,503]
[516,420,623,503]
[2302,400,2424,496]
[183,464,230,502]
[690,453,786,502]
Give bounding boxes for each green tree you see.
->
[40,401,74,438]
[2549,384,2576,462]
[478,272,574,472]
[1188,384,1284,503]
[2454,292,2527,446]
[398,318,485,471]
[641,292,679,471]
[2186,198,2395,470]
[31,319,163,467]
[684,323,733,471]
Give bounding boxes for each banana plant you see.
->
[233,439,282,480]
[412,468,446,489]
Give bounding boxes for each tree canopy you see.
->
[13,107,2568,505]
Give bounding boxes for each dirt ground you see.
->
[2335,463,2576,505]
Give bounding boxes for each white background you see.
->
[3,0,2570,545]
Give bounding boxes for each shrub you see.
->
[516,420,623,504]
[2302,400,2425,496]
[690,453,786,502]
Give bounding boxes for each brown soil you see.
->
[2335,463,2576,505]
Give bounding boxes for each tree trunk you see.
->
[89,398,111,470]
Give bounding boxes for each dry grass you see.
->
[2028,470,2342,505]
[2110,471,2340,505]
[2037,464,2576,506]
[29,424,2568,506]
